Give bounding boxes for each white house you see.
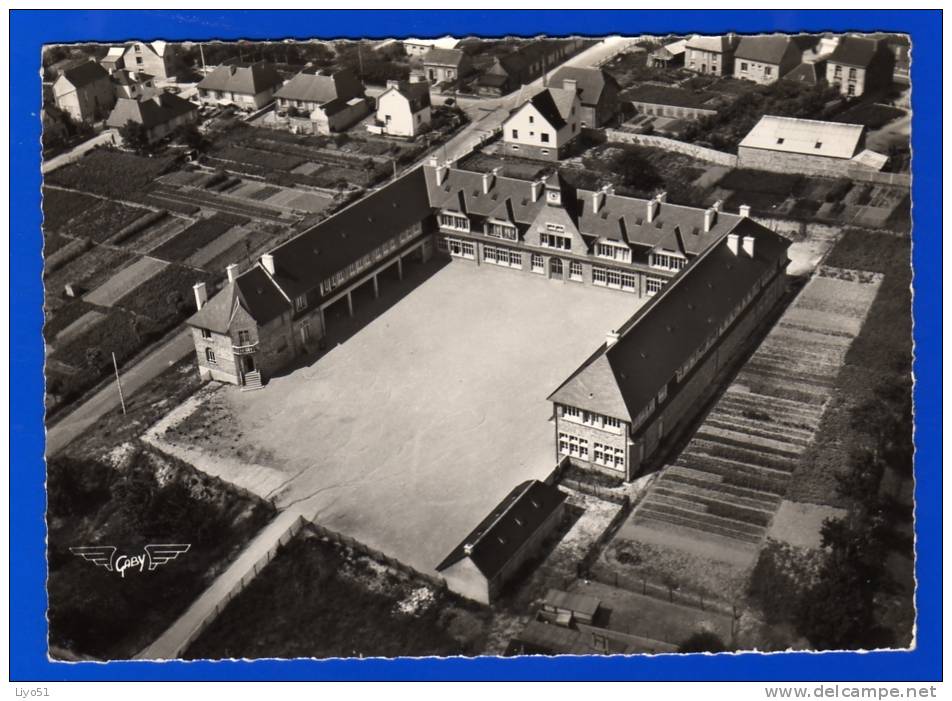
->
[502,85,581,161]
[373,77,432,137]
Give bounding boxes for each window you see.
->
[439,212,469,231]
[621,272,636,291]
[486,221,517,240]
[776,137,785,145]
[569,260,583,281]
[764,66,772,76]
[646,276,666,296]
[237,330,252,346]
[528,115,534,123]
[531,253,544,273]
[294,295,307,312]
[847,84,855,97]
[540,233,571,250]
[541,132,550,143]
[834,64,842,75]
[205,348,216,364]
[814,141,823,149]
[511,129,519,139]
[436,237,449,252]
[446,238,476,259]
[558,432,589,459]
[651,253,688,271]
[740,62,748,71]
[550,258,563,275]
[848,67,857,80]
[593,442,625,470]
[596,242,632,263]
[201,328,212,339]
[592,267,607,286]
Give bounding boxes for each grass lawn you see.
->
[184,533,492,659]
[47,446,275,660]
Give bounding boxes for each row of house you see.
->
[673,33,896,97]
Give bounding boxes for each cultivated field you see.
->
[601,268,882,601]
[153,261,643,573]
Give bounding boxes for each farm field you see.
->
[46,149,177,200]
[601,268,882,603]
[151,213,249,263]
[83,257,169,307]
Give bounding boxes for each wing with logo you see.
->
[144,544,191,571]
[69,546,117,571]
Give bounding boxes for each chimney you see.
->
[727,233,740,256]
[742,235,756,257]
[703,208,717,232]
[646,198,659,224]
[563,78,578,93]
[605,330,620,348]
[655,191,668,203]
[386,79,400,89]
[592,190,605,214]
[712,199,723,212]
[531,179,545,203]
[435,162,449,186]
[261,253,275,275]
[226,263,239,283]
[193,282,208,310]
[463,543,474,556]
[739,204,751,218]
[482,167,500,194]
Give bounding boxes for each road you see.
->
[45,328,194,456]
[42,129,118,174]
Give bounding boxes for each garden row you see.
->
[148,183,288,223]
[630,270,882,551]
[151,212,249,263]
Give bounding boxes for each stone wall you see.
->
[604,130,739,167]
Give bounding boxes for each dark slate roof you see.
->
[620,84,716,109]
[187,267,290,332]
[61,61,110,89]
[425,166,742,252]
[198,62,283,96]
[782,61,825,85]
[106,92,197,131]
[268,168,432,299]
[436,480,566,577]
[275,67,363,104]
[423,47,466,66]
[548,219,790,421]
[829,35,881,67]
[734,35,795,65]
[527,88,569,129]
[548,66,617,108]
[384,80,431,111]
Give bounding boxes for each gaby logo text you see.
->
[69,544,191,578]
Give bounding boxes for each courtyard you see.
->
[157,259,642,573]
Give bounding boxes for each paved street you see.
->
[45,328,194,456]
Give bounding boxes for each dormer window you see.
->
[596,241,632,263]
[486,220,517,240]
[295,294,307,311]
[439,212,470,232]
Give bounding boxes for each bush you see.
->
[678,631,728,653]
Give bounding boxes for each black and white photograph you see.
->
[40,26,915,663]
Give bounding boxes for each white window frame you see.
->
[569,260,583,281]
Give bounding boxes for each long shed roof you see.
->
[739,115,865,160]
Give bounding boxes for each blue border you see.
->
[11,9,941,681]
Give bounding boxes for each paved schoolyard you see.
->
[203,262,641,573]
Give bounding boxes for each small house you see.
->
[106,91,199,144]
[734,35,803,85]
[421,47,472,88]
[684,34,740,76]
[52,61,116,123]
[275,67,369,134]
[502,86,582,161]
[197,62,284,111]
[374,78,432,137]
[826,35,896,98]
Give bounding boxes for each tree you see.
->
[610,148,664,195]
[118,120,152,155]
[84,346,104,371]
[678,631,727,653]
[173,123,208,153]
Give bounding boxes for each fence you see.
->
[604,130,740,167]
[845,167,911,188]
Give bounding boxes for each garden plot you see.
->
[603,268,882,602]
[148,184,289,223]
[84,256,169,307]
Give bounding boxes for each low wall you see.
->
[604,130,739,167]
[739,146,911,187]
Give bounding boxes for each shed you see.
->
[541,588,602,625]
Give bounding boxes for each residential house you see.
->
[274,67,369,134]
[733,35,803,85]
[502,86,582,161]
[403,36,460,58]
[737,115,886,175]
[100,46,127,74]
[476,39,585,97]
[782,61,827,87]
[826,35,896,97]
[436,481,566,604]
[197,61,284,111]
[421,47,472,87]
[106,91,199,144]
[649,39,686,69]
[374,77,432,137]
[684,34,740,76]
[51,61,116,123]
[120,41,173,80]
[547,67,620,127]
[112,69,159,100]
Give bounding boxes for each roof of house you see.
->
[782,61,825,85]
[521,86,576,129]
[828,35,882,67]
[106,91,197,131]
[425,167,743,252]
[422,47,467,67]
[60,61,110,89]
[101,46,126,67]
[685,34,739,53]
[275,67,364,105]
[548,220,790,421]
[620,84,716,108]
[267,167,432,299]
[548,66,617,108]
[187,267,290,332]
[543,588,601,617]
[198,62,284,96]
[380,80,431,111]
[436,480,566,577]
[739,115,865,159]
[112,69,154,86]
[734,35,796,64]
